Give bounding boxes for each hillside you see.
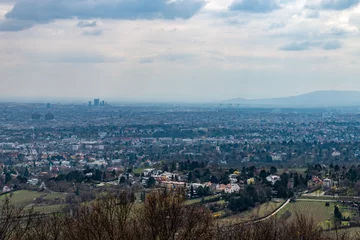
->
[225,90,360,107]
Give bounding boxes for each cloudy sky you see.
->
[1,0,360,102]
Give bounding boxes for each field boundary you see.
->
[0,189,20,197]
[224,198,290,227]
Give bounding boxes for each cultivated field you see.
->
[0,190,67,213]
[276,200,356,229]
[185,195,221,205]
[219,200,285,224]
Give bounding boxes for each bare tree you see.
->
[62,192,134,240]
[0,198,35,240]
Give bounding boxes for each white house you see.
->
[332,151,341,157]
[323,178,333,189]
[2,186,11,193]
[224,184,241,194]
[229,174,238,183]
[266,175,281,185]
[143,168,155,177]
[27,178,39,186]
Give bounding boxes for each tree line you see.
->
[0,188,354,240]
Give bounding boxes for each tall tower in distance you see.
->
[94,98,100,106]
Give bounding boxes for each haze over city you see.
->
[2,0,360,102]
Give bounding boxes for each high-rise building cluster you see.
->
[88,98,106,107]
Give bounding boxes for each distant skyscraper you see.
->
[94,98,100,106]
[46,103,51,108]
[101,100,105,106]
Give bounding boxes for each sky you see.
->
[1,0,360,103]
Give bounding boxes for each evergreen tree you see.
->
[146,177,156,188]
[270,166,277,175]
[119,176,126,184]
[5,172,11,184]
[23,167,30,178]
[259,169,267,179]
[188,172,193,183]
[334,205,342,220]
[170,161,176,172]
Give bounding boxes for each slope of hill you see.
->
[225,90,360,107]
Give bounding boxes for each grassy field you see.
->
[25,204,66,213]
[185,195,221,205]
[132,168,144,175]
[43,192,66,201]
[0,190,66,213]
[300,195,360,202]
[278,168,307,174]
[219,200,285,224]
[0,190,45,207]
[276,200,356,229]
[277,201,335,225]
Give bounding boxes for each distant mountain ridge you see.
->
[224,90,360,107]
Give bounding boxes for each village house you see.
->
[323,178,333,189]
[229,174,238,183]
[27,178,39,186]
[224,184,241,194]
[307,176,323,189]
[266,175,281,185]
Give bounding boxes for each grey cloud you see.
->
[266,22,286,31]
[34,52,125,63]
[77,20,97,28]
[139,57,154,64]
[280,41,317,51]
[40,53,106,63]
[323,40,342,50]
[225,18,249,25]
[306,0,360,10]
[280,40,342,51]
[0,19,34,31]
[82,28,103,36]
[328,26,357,36]
[304,11,320,18]
[3,0,205,31]
[160,54,194,62]
[0,0,16,3]
[351,50,360,56]
[229,0,280,13]
[278,0,296,3]
[139,53,195,64]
